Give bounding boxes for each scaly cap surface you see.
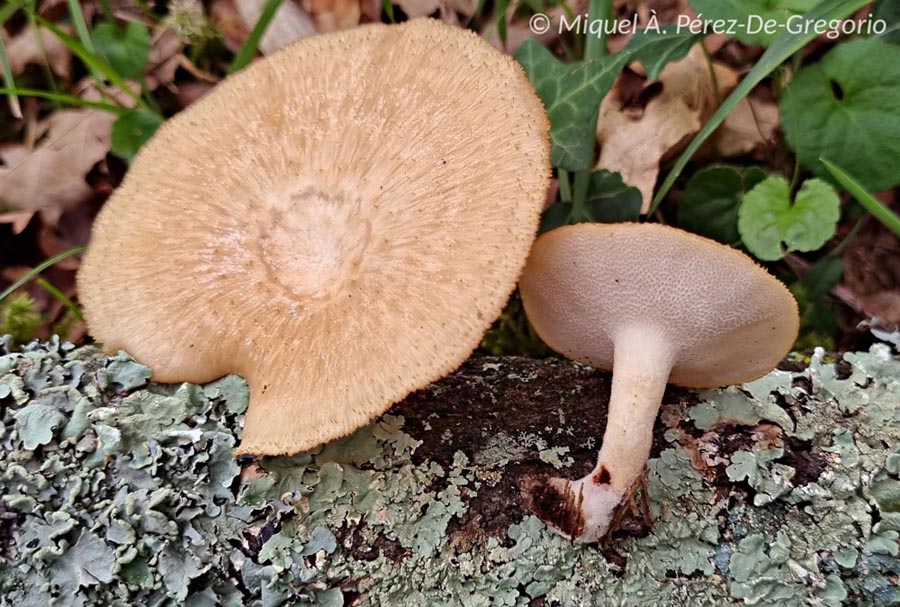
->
[78,19,551,455]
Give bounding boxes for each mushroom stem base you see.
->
[528,327,674,543]
[523,474,626,544]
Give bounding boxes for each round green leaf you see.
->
[679,166,766,245]
[688,0,822,46]
[92,21,151,80]
[780,39,900,192]
[737,176,840,261]
[111,110,163,161]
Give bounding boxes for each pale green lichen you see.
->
[1,337,900,606]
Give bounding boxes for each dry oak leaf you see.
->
[302,0,361,32]
[235,0,315,54]
[0,110,115,224]
[0,211,35,234]
[144,28,187,90]
[2,24,73,79]
[396,0,441,18]
[596,44,737,213]
[714,96,780,158]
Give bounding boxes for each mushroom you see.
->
[518,222,799,543]
[77,19,550,455]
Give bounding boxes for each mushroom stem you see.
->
[526,327,673,543]
[596,327,674,494]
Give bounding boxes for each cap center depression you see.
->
[255,185,373,301]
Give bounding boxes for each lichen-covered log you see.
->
[1,337,899,607]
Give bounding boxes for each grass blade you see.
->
[382,0,395,23]
[0,87,127,113]
[36,278,84,321]
[0,29,22,118]
[229,0,283,74]
[822,158,900,239]
[65,0,96,53]
[0,247,87,304]
[649,0,870,214]
[34,15,147,109]
[584,0,612,61]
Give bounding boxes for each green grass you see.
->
[229,0,284,74]
[823,158,900,239]
[0,247,87,305]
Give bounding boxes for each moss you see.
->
[1,337,899,606]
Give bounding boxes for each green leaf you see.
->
[678,166,766,245]
[111,110,163,161]
[874,0,900,44]
[92,21,151,80]
[516,40,630,171]
[651,0,871,214]
[541,169,641,231]
[780,39,900,193]
[688,0,823,46]
[624,29,702,81]
[738,176,841,261]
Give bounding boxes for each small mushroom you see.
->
[78,19,550,455]
[519,222,799,543]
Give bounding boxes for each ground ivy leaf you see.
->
[92,21,151,80]
[541,170,641,232]
[679,165,766,245]
[624,29,702,81]
[111,110,164,162]
[738,176,841,261]
[688,0,823,46]
[780,38,900,192]
[516,40,629,171]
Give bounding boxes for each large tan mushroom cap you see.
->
[520,223,799,388]
[78,19,550,455]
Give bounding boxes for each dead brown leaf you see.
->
[144,28,186,90]
[173,81,215,109]
[3,24,74,79]
[396,0,441,18]
[235,0,316,53]
[302,0,361,32]
[210,0,248,53]
[861,292,900,330]
[0,109,115,225]
[596,44,738,213]
[0,211,35,234]
[843,200,900,328]
[713,96,779,158]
